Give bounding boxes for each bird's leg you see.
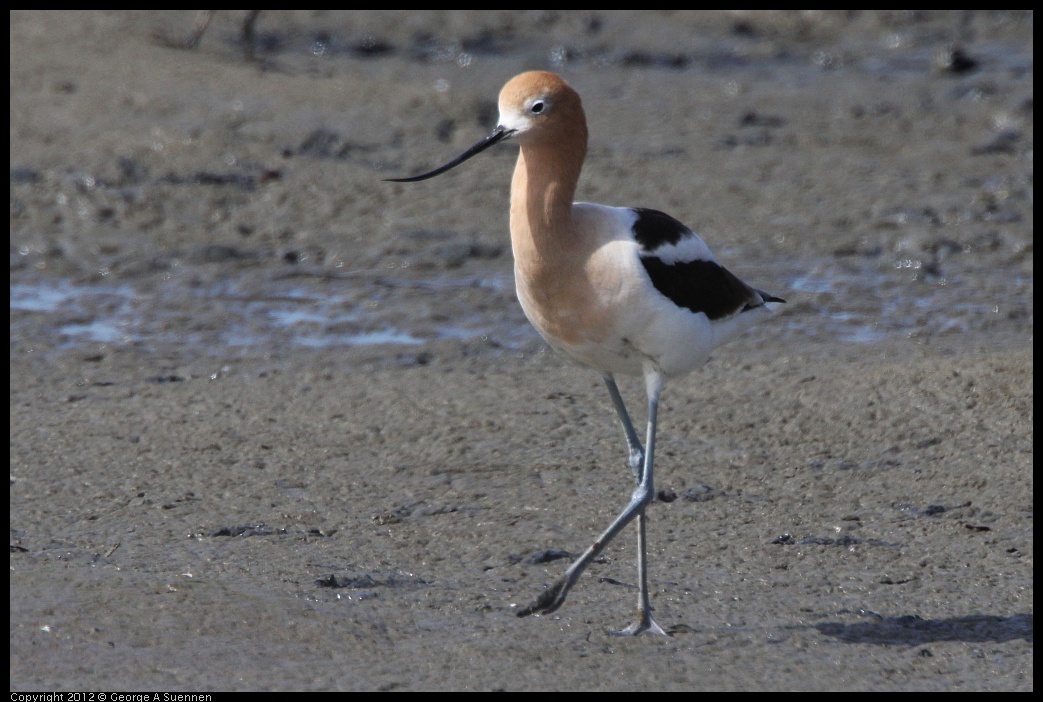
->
[607,512,668,635]
[611,370,668,636]
[518,371,669,636]
[516,476,653,620]
[603,373,644,482]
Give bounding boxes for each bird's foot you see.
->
[517,578,570,618]
[609,612,671,637]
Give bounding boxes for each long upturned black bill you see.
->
[384,126,516,182]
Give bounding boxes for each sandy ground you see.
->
[10,11,1033,691]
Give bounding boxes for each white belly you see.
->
[514,245,719,380]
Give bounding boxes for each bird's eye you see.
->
[530,100,545,114]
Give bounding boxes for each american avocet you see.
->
[388,71,784,636]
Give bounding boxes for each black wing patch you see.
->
[640,257,768,321]
[630,207,785,319]
[631,208,691,250]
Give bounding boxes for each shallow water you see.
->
[10,242,1031,357]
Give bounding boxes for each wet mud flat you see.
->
[10,11,1033,691]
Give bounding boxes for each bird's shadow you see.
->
[813,613,1032,645]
